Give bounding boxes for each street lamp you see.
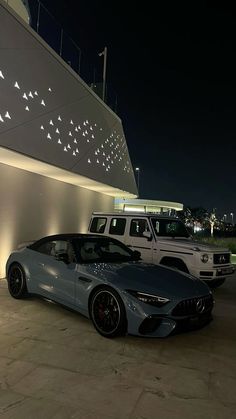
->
[230,212,234,225]
[98,46,107,102]
[223,214,227,222]
[135,167,140,195]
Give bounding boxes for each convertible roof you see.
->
[28,233,110,249]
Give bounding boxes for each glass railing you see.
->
[28,0,118,113]
[29,0,81,75]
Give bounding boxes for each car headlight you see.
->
[201,254,209,263]
[126,290,170,307]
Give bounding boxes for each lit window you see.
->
[5,111,11,119]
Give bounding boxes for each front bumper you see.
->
[137,311,213,337]
[125,293,214,338]
[196,264,235,281]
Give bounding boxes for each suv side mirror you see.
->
[143,231,152,241]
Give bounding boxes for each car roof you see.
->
[28,233,110,249]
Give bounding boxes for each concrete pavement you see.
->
[0,274,236,418]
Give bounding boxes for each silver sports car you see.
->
[6,234,214,338]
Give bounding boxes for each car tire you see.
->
[90,286,127,338]
[7,263,28,299]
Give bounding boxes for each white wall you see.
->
[0,1,137,195]
[0,163,114,278]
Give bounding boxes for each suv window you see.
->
[90,217,107,233]
[130,219,150,237]
[151,218,190,238]
[109,218,126,235]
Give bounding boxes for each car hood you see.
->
[157,237,230,253]
[81,262,210,299]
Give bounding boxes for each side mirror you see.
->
[142,231,152,241]
[56,252,69,264]
[132,250,141,261]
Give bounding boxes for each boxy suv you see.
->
[88,212,235,287]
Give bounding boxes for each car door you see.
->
[24,247,56,296]
[125,218,154,263]
[31,239,77,305]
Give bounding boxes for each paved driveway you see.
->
[0,274,236,419]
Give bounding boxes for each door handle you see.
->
[38,263,45,267]
[78,276,92,283]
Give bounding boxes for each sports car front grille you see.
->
[213,253,230,264]
[172,295,214,316]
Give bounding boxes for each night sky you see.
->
[29,1,236,219]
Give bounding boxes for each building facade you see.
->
[115,198,183,215]
[0,0,137,277]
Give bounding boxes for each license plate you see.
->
[220,267,234,275]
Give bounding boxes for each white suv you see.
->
[88,212,234,287]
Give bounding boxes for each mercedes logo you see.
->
[219,255,226,264]
[196,298,205,314]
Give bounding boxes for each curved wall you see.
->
[0,162,113,278]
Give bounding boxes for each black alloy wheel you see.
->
[7,263,28,299]
[90,286,127,338]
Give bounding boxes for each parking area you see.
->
[0,274,236,419]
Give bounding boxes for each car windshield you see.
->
[151,218,190,238]
[73,237,137,264]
